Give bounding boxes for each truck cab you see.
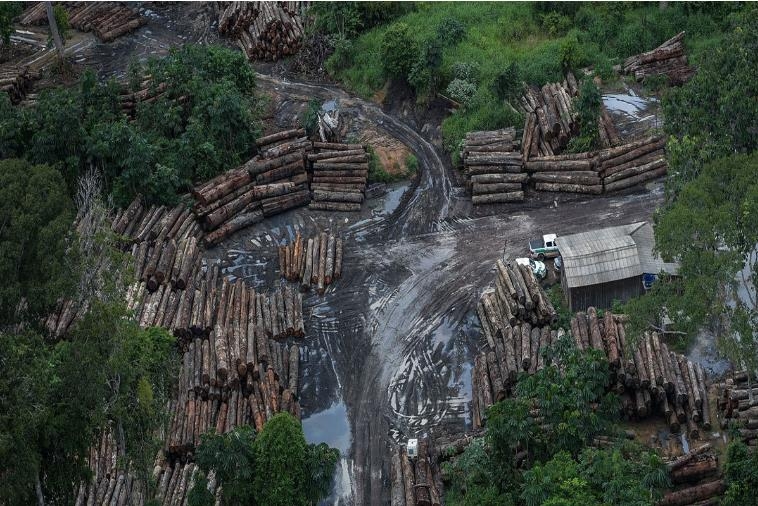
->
[529,233,559,260]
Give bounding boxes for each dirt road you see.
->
[220,71,667,505]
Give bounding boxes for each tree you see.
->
[722,441,758,506]
[0,159,76,327]
[626,153,758,373]
[566,79,601,152]
[380,23,417,80]
[661,5,758,195]
[190,414,339,506]
[45,2,64,61]
[0,2,22,45]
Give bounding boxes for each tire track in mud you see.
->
[234,72,667,506]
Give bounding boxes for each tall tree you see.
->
[45,2,64,61]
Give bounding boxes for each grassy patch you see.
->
[325,3,733,160]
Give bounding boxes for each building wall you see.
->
[565,275,643,312]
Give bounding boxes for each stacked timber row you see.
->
[391,437,444,506]
[471,259,710,438]
[218,1,308,62]
[460,128,526,205]
[127,264,305,351]
[113,197,202,246]
[44,298,88,339]
[659,445,724,506]
[715,371,758,446]
[520,73,579,159]
[73,427,149,506]
[307,141,369,211]
[524,135,667,194]
[166,339,301,457]
[277,231,344,294]
[18,2,146,42]
[622,32,695,86]
[192,128,311,246]
[599,135,668,192]
[117,79,177,117]
[0,63,36,104]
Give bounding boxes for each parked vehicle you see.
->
[554,255,563,273]
[529,233,559,260]
[516,257,547,280]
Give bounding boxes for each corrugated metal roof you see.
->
[557,221,678,289]
[629,222,680,275]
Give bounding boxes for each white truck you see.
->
[529,233,559,260]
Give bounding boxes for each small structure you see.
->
[407,438,418,459]
[556,222,678,311]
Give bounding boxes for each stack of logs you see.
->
[520,71,620,161]
[18,2,146,42]
[622,32,695,86]
[460,128,527,204]
[278,231,344,294]
[521,73,579,158]
[218,1,307,62]
[192,128,311,246]
[716,370,758,446]
[472,258,711,441]
[524,135,667,194]
[117,79,172,117]
[74,427,150,506]
[307,141,369,211]
[659,444,725,506]
[391,437,444,506]
[0,64,36,104]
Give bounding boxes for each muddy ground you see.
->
[10,5,729,504]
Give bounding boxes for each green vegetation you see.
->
[444,336,668,505]
[722,441,758,506]
[189,414,339,506]
[0,44,262,206]
[314,3,739,156]
[0,3,21,45]
[565,79,601,153]
[0,159,76,326]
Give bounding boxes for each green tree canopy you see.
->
[381,23,418,80]
[0,158,75,326]
[190,414,339,506]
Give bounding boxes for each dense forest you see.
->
[1,2,757,505]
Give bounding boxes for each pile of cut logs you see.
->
[128,263,305,352]
[307,141,369,211]
[278,231,344,294]
[0,63,36,104]
[192,128,311,246]
[166,339,300,457]
[622,32,695,86]
[460,128,527,205]
[659,444,724,506]
[520,73,579,158]
[471,258,710,440]
[391,437,444,506]
[74,427,149,506]
[113,197,202,246]
[18,2,146,42]
[219,1,307,62]
[117,79,172,117]
[524,135,667,194]
[715,370,758,446]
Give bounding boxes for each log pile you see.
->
[218,1,307,62]
[307,141,369,212]
[622,32,695,86]
[73,427,150,506]
[0,63,36,104]
[18,2,146,42]
[470,258,710,437]
[460,128,526,205]
[278,231,344,294]
[520,73,579,159]
[391,437,444,506]
[524,135,667,194]
[192,129,311,246]
[715,370,758,446]
[657,445,724,506]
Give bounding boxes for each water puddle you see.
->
[602,85,661,139]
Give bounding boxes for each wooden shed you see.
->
[556,222,678,311]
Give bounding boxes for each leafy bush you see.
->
[436,17,466,46]
[0,3,21,44]
[722,441,758,506]
[491,62,522,101]
[446,78,477,106]
[380,22,418,79]
[405,154,419,175]
[301,99,321,137]
[540,11,572,36]
[566,79,601,152]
